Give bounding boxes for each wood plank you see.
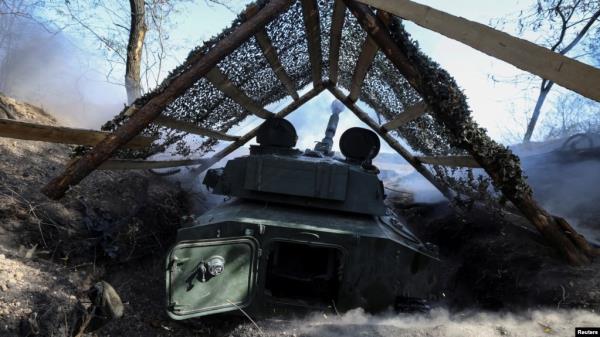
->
[328,0,346,85]
[205,68,274,119]
[0,118,153,149]
[355,0,600,102]
[348,11,390,102]
[327,85,454,200]
[255,30,300,101]
[348,38,378,102]
[381,101,428,131]
[301,0,323,85]
[195,85,326,174]
[154,116,239,141]
[41,0,294,200]
[99,158,209,170]
[416,155,481,168]
[245,4,300,101]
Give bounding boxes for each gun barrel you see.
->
[314,100,344,156]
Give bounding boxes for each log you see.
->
[348,11,390,102]
[99,158,209,170]
[196,85,326,173]
[348,38,378,102]
[0,118,153,149]
[381,101,428,131]
[328,0,346,85]
[245,5,299,100]
[301,0,323,85]
[327,85,454,200]
[345,0,596,265]
[417,155,481,168]
[255,30,300,100]
[41,0,293,200]
[205,68,274,119]
[355,0,600,102]
[154,116,239,141]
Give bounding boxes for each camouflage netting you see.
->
[98,0,500,203]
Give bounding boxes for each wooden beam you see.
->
[301,0,323,85]
[255,31,300,101]
[355,0,600,102]
[348,38,378,102]
[327,85,454,200]
[329,0,346,85]
[343,0,421,88]
[99,158,209,170]
[381,101,428,131]
[417,155,481,168]
[41,0,293,200]
[245,5,300,101]
[205,68,274,119]
[154,116,239,141]
[0,118,153,149]
[196,85,326,174]
[348,11,390,102]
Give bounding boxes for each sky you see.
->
[3,0,594,152]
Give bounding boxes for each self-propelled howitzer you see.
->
[165,102,439,319]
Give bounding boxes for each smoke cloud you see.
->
[0,16,125,128]
[255,308,600,337]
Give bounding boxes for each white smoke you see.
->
[257,308,600,337]
[0,16,125,128]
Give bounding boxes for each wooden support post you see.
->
[0,118,153,149]
[196,85,326,174]
[381,101,428,131]
[99,158,209,170]
[348,11,390,102]
[327,85,454,200]
[348,38,378,102]
[41,0,293,200]
[245,5,300,101]
[301,0,323,85]
[329,0,346,85]
[205,68,274,119]
[255,30,300,100]
[346,0,598,265]
[154,116,239,141]
[417,155,481,168]
[355,0,600,102]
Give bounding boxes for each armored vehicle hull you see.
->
[166,200,438,319]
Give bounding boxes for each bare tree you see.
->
[53,0,187,102]
[52,0,231,105]
[539,93,600,139]
[518,0,600,142]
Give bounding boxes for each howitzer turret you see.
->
[165,102,439,320]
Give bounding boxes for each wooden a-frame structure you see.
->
[34,0,600,265]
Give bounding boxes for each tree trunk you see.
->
[125,0,147,104]
[345,0,598,266]
[523,80,554,142]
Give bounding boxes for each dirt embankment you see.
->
[0,94,192,336]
